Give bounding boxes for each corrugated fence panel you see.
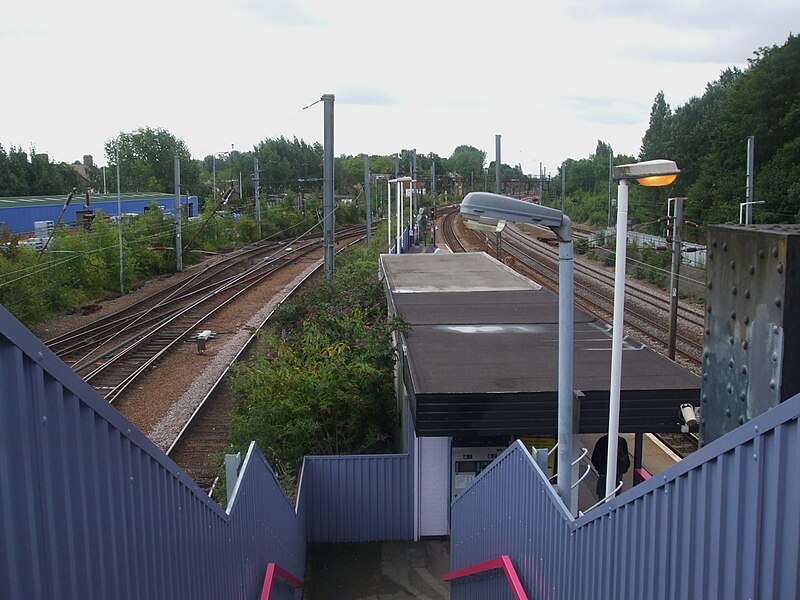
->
[298,403,416,544]
[0,305,305,600]
[299,454,414,543]
[450,393,800,599]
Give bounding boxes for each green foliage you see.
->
[0,145,85,196]
[629,244,672,286]
[574,237,589,255]
[0,201,323,327]
[228,240,403,490]
[650,35,800,225]
[448,145,486,183]
[250,136,324,196]
[104,127,200,195]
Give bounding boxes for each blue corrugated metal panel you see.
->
[299,453,414,543]
[450,394,800,599]
[0,196,195,233]
[297,404,416,543]
[0,304,305,600]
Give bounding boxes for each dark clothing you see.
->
[591,435,631,500]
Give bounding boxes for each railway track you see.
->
[440,208,467,252]
[501,225,705,370]
[44,224,375,494]
[165,235,367,494]
[48,226,369,404]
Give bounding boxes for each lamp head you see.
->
[460,192,563,229]
[613,159,680,187]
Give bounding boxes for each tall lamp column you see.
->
[606,160,680,500]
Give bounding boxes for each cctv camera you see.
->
[680,404,698,427]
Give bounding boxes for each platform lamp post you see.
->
[460,193,575,510]
[115,130,140,294]
[606,159,680,500]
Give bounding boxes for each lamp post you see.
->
[606,159,679,500]
[460,192,575,510]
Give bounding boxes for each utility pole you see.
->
[561,162,566,212]
[364,154,371,245]
[115,142,124,293]
[254,157,261,239]
[322,94,335,281]
[667,197,685,360]
[174,156,183,271]
[608,150,614,229]
[412,148,417,226]
[495,134,501,194]
[745,135,755,225]
[431,154,436,197]
[394,154,399,178]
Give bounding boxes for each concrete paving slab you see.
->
[304,541,450,600]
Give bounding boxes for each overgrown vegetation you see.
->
[227,235,404,493]
[0,203,315,327]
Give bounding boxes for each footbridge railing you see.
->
[450,392,800,599]
[0,305,305,600]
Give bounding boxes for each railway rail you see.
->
[165,235,367,493]
[501,225,705,369]
[48,226,368,404]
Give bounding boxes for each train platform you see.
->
[380,251,700,517]
[402,242,438,254]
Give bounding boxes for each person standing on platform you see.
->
[591,435,631,501]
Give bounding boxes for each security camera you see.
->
[680,403,698,428]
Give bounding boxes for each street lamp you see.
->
[115,130,140,294]
[606,159,679,500]
[460,192,576,510]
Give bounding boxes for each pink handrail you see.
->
[441,555,529,600]
[260,562,303,600]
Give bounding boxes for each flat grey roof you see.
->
[380,252,701,437]
[380,252,540,294]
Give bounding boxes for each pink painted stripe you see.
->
[260,563,303,600]
[442,555,529,600]
[635,466,652,481]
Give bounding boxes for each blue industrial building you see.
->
[0,193,197,234]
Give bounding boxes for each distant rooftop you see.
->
[0,193,174,207]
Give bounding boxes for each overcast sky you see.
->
[2,0,797,175]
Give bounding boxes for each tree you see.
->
[448,145,486,189]
[252,136,324,196]
[103,127,200,194]
[640,91,672,161]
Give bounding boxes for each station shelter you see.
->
[380,251,700,534]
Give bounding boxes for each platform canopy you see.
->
[380,252,700,437]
